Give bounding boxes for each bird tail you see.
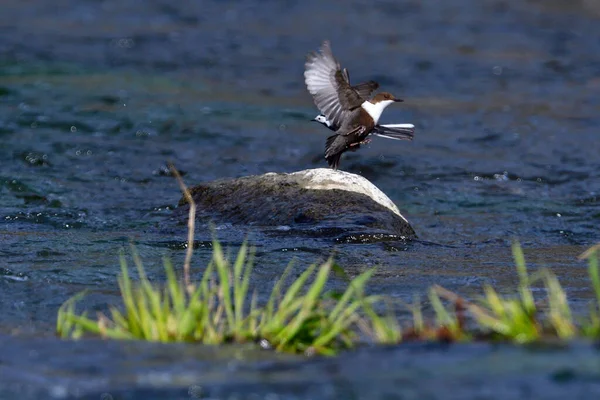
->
[372,124,415,141]
[325,134,343,170]
[324,134,343,157]
[326,153,342,170]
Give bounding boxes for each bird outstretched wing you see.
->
[304,41,378,129]
[341,68,379,100]
[352,81,379,100]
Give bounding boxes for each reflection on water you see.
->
[1,0,599,398]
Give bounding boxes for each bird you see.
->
[310,74,415,138]
[312,114,415,159]
[312,113,415,139]
[304,40,415,170]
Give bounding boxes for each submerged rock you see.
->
[175,168,416,240]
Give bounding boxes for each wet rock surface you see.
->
[175,168,416,240]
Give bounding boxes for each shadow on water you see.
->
[1,0,600,398]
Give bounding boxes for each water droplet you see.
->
[49,385,68,398]
[70,126,77,132]
[492,66,503,75]
[494,172,509,181]
[188,386,203,399]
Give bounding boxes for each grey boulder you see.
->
[175,168,416,241]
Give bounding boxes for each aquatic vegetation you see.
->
[420,242,599,344]
[55,237,600,354]
[56,164,600,354]
[57,238,378,355]
[57,238,600,353]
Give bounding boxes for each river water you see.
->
[1,0,599,398]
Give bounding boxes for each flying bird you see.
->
[304,41,415,169]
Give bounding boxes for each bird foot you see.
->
[360,138,372,145]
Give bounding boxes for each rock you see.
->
[175,168,416,241]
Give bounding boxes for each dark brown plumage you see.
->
[304,41,408,170]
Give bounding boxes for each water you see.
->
[2,335,600,399]
[1,0,600,398]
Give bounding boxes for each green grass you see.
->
[56,164,600,354]
[57,239,381,355]
[56,238,600,354]
[424,242,600,344]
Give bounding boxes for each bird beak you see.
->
[311,118,318,122]
[393,99,404,103]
